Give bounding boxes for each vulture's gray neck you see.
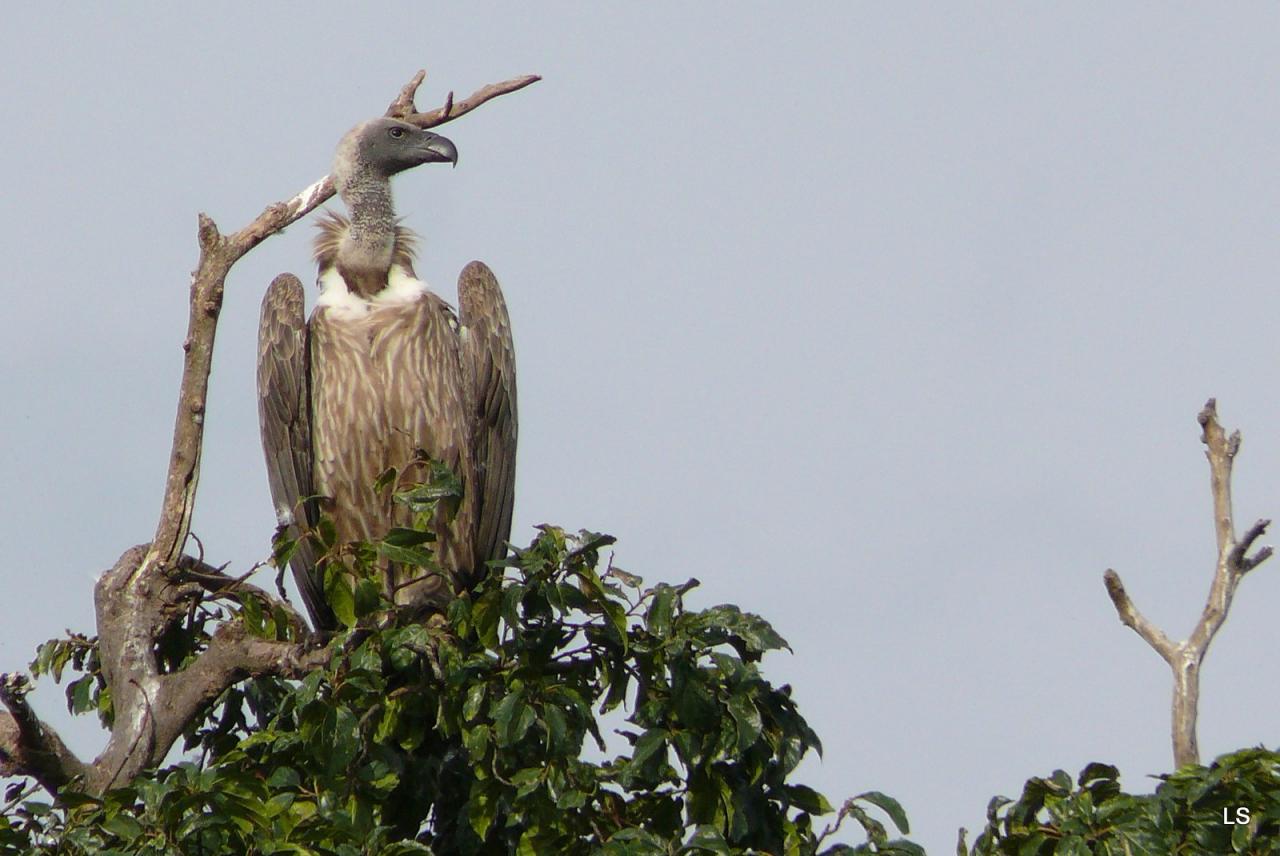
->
[337,170,397,272]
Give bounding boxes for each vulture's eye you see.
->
[389,127,405,139]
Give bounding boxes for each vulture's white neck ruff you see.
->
[316,263,428,321]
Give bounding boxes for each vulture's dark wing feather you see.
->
[257,273,333,631]
[458,261,517,580]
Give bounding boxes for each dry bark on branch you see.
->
[0,68,538,797]
[0,674,87,793]
[1103,399,1272,768]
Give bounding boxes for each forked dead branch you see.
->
[1103,399,1272,769]
[0,69,539,797]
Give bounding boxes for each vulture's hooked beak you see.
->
[420,131,458,168]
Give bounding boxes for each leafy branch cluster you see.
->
[965,749,1280,855]
[2,514,916,855]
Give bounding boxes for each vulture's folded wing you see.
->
[458,261,518,581]
[257,273,333,630]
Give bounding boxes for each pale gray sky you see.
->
[5,6,1280,852]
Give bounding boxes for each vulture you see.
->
[257,118,517,631]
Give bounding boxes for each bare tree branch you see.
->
[1243,545,1273,574]
[1230,519,1271,572]
[1102,569,1177,663]
[0,674,87,793]
[0,68,538,797]
[1103,399,1272,768]
[385,69,430,118]
[400,74,538,128]
[87,545,333,793]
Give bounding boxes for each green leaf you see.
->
[383,527,433,547]
[386,625,428,670]
[379,541,437,567]
[464,723,491,762]
[353,577,382,619]
[241,590,265,628]
[856,790,911,835]
[646,585,677,638]
[568,530,617,558]
[556,789,588,810]
[501,582,528,629]
[324,565,356,628]
[493,691,536,747]
[692,604,791,655]
[468,786,495,841]
[376,695,404,743]
[1077,762,1120,788]
[472,591,502,650]
[513,703,537,744]
[673,667,718,731]
[347,638,382,674]
[316,517,338,549]
[786,784,832,815]
[606,566,643,588]
[263,792,296,818]
[102,812,143,841]
[842,800,886,845]
[374,466,399,493]
[463,683,486,722]
[631,728,668,768]
[394,462,464,511]
[516,830,541,856]
[727,694,762,752]
[67,675,95,716]
[542,705,570,754]
[265,766,300,789]
[271,534,298,570]
[602,599,629,649]
[511,767,543,797]
[96,683,113,725]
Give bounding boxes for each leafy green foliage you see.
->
[2,523,914,854]
[964,749,1280,855]
[30,632,112,726]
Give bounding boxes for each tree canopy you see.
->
[1,486,918,854]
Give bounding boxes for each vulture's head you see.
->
[333,118,458,193]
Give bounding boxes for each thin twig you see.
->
[177,555,311,633]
